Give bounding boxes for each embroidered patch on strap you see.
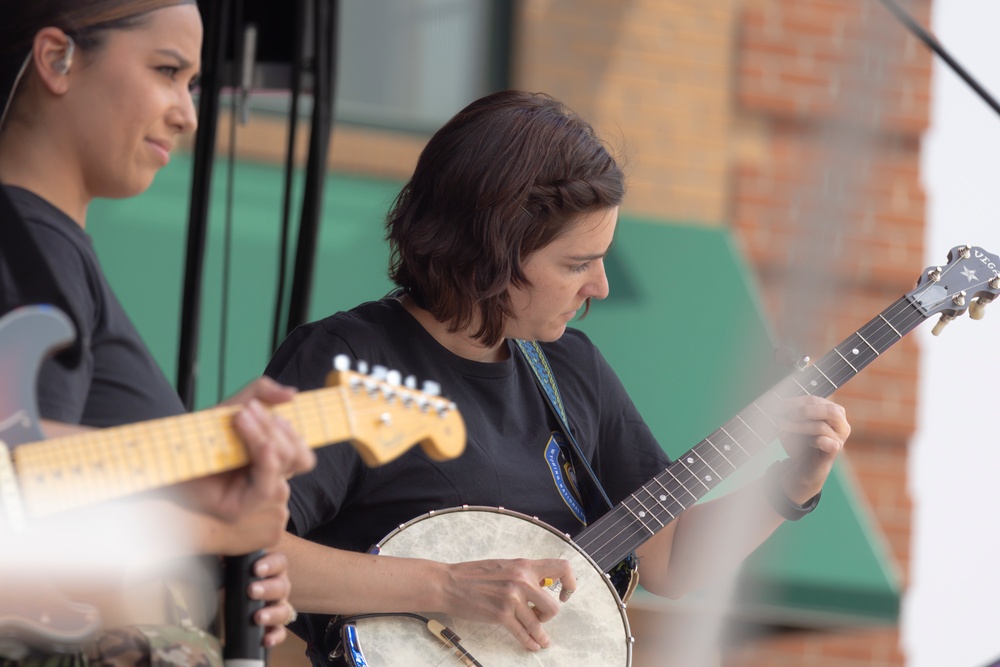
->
[544,433,587,525]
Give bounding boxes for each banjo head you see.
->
[347,506,632,667]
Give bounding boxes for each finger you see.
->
[238,402,312,482]
[254,551,289,578]
[262,623,287,648]
[534,559,576,602]
[557,568,577,602]
[248,573,291,603]
[527,586,560,623]
[271,413,315,476]
[785,401,850,431]
[513,602,550,650]
[235,403,292,494]
[254,598,295,626]
[224,377,297,408]
[249,377,298,406]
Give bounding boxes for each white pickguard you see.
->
[348,507,632,666]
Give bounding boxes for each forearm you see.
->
[281,531,448,615]
[637,476,786,598]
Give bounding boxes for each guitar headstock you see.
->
[324,359,466,467]
[909,245,1000,335]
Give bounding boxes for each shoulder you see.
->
[265,298,402,389]
[5,187,92,260]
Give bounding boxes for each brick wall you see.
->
[515,0,738,225]
[726,0,932,665]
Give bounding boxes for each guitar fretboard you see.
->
[12,388,355,517]
[11,373,465,518]
[574,296,927,572]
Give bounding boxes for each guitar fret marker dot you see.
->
[705,475,712,482]
[659,495,667,501]
[639,511,646,518]
[686,457,694,464]
[852,348,860,355]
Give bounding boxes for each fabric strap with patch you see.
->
[513,339,638,600]
[513,339,614,523]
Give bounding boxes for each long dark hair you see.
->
[0,0,194,130]
[386,90,625,347]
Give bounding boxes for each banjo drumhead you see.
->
[350,506,632,666]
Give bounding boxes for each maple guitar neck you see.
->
[575,295,929,572]
[12,370,465,519]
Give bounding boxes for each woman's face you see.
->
[62,4,202,199]
[505,207,618,343]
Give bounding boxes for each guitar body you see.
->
[347,507,632,667]
[0,307,101,658]
[0,306,74,450]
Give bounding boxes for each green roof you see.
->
[89,154,901,628]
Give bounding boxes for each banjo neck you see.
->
[574,294,928,573]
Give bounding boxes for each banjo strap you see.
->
[513,339,638,600]
[513,339,614,524]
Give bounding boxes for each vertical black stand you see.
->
[177,0,231,410]
[285,0,338,338]
[176,0,338,408]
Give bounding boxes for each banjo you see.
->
[342,245,1000,666]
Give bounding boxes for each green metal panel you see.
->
[87,157,899,626]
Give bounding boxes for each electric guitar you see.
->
[343,245,1000,667]
[0,305,466,659]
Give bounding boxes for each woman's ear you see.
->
[32,28,76,95]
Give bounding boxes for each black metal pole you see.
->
[177,0,232,409]
[270,0,308,351]
[877,0,1000,118]
[285,0,338,336]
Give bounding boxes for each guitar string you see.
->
[573,269,992,569]
[14,384,457,516]
[15,389,400,483]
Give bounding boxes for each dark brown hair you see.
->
[0,0,194,128]
[387,90,625,347]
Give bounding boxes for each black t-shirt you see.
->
[0,185,184,427]
[264,297,671,654]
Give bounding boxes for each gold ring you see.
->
[282,600,298,625]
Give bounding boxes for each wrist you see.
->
[763,459,821,521]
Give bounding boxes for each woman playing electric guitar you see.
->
[0,2,316,665]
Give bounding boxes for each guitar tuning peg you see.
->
[421,380,441,396]
[931,313,955,336]
[404,375,417,389]
[386,370,402,386]
[371,365,389,381]
[333,354,351,371]
[357,360,370,375]
[969,296,994,321]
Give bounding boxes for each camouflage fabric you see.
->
[0,624,222,667]
[1,580,222,667]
